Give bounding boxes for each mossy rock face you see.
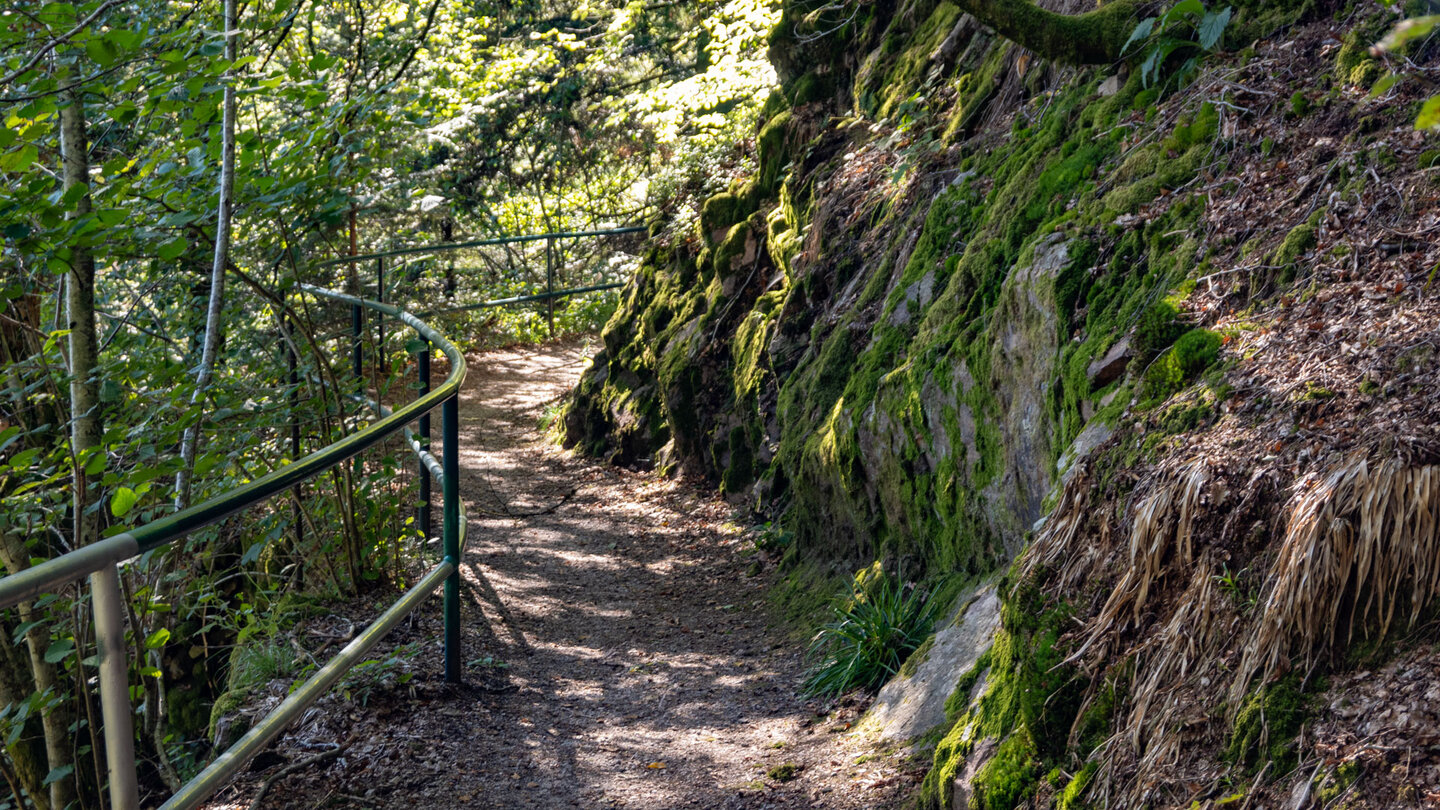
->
[569,3,1345,801]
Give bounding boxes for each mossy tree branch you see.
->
[953,0,1141,65]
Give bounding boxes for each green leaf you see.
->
[1376,15,1439,52]
[194,453,225,476]
[111,486,139,517]
[1197,7,1232,51]
[43,638,75,664]
[9,447,40,470]
[1160,0,1205,27]
[0,144,39,172]
[0,426,21,455]
[11,620,44,645]
[96,208,125,227]
[1369,73,1401,98]
[1417,95,1440,130]
[43,765,74,786]
[85,36,118,67]
[84,449,107,475]
[240,541,266,565]
[158,237,188,260]
[1123,17,1157,55]
[144,628,171,650]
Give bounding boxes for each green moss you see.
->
[971,731,1041,810]
[1226,673,1311,773]
[1141,328,1221,406]
[1103,104,1217,215]
[767,762,800,781]
[1133,301,1187,360]
[1270,209,1322,285]
[1335,14,1392,82]
[899,634,938,679]
[956,0,1141,66]
[769,558,849,638]
[207,688,249,743]
[874,2,963,120]
[1419,149,1440,170]
[700,193,747,241]
[1315,759,1361,804]
[1288,90,1311,117]
[1058,761,1099,810]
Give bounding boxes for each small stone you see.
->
[1086,336,1133,391]
[1098,75,1122,96]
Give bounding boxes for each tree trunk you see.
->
[0,595,53,810]
[175,0,240,509]
[54,61,96,810]
[954,0,1139,65]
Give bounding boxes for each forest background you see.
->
[0,0,778,805]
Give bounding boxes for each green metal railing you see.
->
[0,225,641,809]
[319,225,645,339]
[0,286,467,810]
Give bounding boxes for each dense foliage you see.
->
[0,0,777,804]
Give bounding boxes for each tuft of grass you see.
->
[802,573,940,696]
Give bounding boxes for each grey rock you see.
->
[1086,336,1132,390]
[1057,419,1114,485]
[866,585,1002,742]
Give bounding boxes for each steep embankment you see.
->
[566,0,1440,806]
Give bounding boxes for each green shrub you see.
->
[802,572,940,695]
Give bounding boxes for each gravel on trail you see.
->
[201,340,921,810]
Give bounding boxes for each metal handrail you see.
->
[0,284,469,810]
[418,281,625,317]
[312,225,645,267]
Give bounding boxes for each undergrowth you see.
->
[803,572,941,696]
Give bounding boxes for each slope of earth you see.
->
[199,340,922,810]
[559,0,1440,806]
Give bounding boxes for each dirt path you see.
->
[204,341,921,809]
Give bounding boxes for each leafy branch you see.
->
[1122,0,1233,90]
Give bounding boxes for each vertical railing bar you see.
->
[442,393,461,683]
[418,344,432,555]
[92,564,139,810]
[375,256,385,417]
[545,236,555,341]
[286,315,303,548]
[351,300,363,479]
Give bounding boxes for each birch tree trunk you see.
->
[54,58,96,810]
[175,0,239,509]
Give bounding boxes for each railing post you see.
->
[286,316,303,547]
[351,301,363,478]
[442,393,461,683]
[418,344,431,551]
[92,564,140,810]
[376,256,385,405]
[545,236,555,341]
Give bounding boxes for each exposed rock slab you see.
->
[865,584,1002,743]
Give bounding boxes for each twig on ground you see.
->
[249,739,351,810]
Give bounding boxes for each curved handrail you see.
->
[313,224,645,267]
[0,284,469,810]
[0,285,466,609]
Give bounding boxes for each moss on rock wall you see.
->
[561,0,1408,804]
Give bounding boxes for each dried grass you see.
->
[1022,452,1440,806]
[1063,462,1209,665]
[1232,455,1440,704]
